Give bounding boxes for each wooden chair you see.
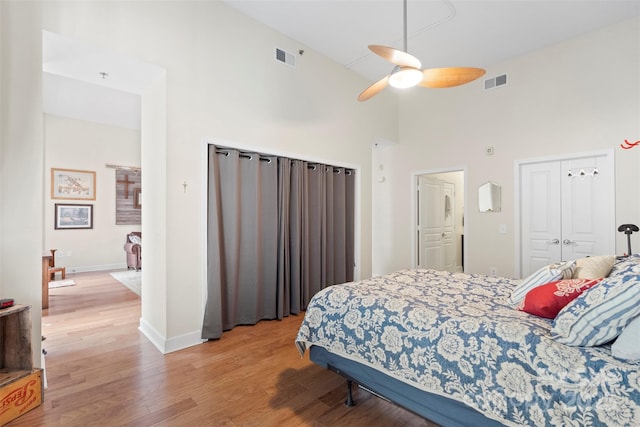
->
[48,249,65,281]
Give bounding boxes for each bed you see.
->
[295,261,640,427]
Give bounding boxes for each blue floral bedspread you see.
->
[295,269,640,427]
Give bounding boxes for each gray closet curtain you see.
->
[203,145,354,339]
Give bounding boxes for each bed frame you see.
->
[310,346,505,427]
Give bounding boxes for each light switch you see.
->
[499,224,507,234]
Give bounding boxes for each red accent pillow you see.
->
[518,278,602,319]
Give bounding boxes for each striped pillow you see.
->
[551,273,640,346]
[609,254,640,277]
[509,260,576,306]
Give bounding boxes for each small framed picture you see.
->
[54,204,93,230]
[133,188,142,209]
[51,168,96,200]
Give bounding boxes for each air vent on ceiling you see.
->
[275,48,296,68]
[484,73,507,90]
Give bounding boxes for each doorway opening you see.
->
[413,169,465,272]
[41,31,165,350]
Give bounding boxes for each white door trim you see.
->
[514,149,615,278]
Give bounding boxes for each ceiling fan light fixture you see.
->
[388,66,423,89]
[357,0,483,101]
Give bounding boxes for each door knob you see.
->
[563,239,575,245]
[549,239,560,245]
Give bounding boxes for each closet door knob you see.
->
[550,239,560,245]
[563,239,575,245]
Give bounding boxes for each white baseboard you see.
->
[138,317,203,354]
[138,317,165,353]
[165,330,204,353]
[66,263,127,274]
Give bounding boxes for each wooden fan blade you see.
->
[369,45,421,69]
[419,67,486,88]
[358,75,390,102]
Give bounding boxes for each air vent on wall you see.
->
[275,48,296,68]
[484,73,507,90]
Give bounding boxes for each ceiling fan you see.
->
[358,0,486,102]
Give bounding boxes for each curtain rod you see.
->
[105,163,141,171]
[214,147,354,174]
[215,149,272,162]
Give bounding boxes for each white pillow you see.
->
[509,260,576,306]
[612,315,640,360]
[551,273,640,346]
[129,234,142,245]
[572,255,615,279]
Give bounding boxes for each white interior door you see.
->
[521,162,562,276]
[520,153,614,277]
[560,156,614,260]
[418,176,456,271]
[419,176,444,269]
[442,182,455,271]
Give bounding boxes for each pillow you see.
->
[518,278,602,319]
[572,255,615,279]
[551,273,640,346]
[129,234,142,245]
[509,260,576,306]
[609,254,640,277]
[612,315,640,360]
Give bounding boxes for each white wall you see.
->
[0,1,398,357]
[44,114,141,272]
[375,17,640,278]
[140,72,168,347]
[0,1,44,364]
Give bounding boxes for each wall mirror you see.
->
[479,182,501,212]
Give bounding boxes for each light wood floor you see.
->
[10,271,437,426]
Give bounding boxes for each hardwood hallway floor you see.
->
[10,271,436,427]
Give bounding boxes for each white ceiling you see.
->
[43,1,640,129]
[225,0,640,83]
[42,31,164,130]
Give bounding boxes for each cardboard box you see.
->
[0,369,43,426]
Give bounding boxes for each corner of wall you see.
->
[138,317,203,354]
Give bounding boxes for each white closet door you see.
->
[521,161,562,276]
[520,153,614,277]
[560,156,613,260]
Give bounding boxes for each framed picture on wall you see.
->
[133,188,142,209]
[51,168,96,200]
[54,204,93,230]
